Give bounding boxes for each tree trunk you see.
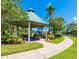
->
[48,14,52,34]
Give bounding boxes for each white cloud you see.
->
[72,16,77,21]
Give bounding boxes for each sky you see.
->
[21,0,77,24]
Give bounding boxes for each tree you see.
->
[56,17,64,31]
[46,3,55,17]
[66,22,77,36]
[46,3,55,33]
[62,25,68,34]
[50,17,64,37]
[1,0,28,37]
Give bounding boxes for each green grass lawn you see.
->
[1,42,43,56]
[46,37,64,43]
[48,37,77,59]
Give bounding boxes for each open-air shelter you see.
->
[27,8,48,42]
[10,8,48,42]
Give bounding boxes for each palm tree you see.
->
[46,3,55,17]
[46,3,55,33]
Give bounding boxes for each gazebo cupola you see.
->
[27,8,35,12]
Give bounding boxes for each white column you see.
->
[46,26,48,40]
[42,27,43,38]
[28,21,30,42]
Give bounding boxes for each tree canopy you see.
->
[67,22,77,32]
[1,0,28,27]
[50,17,64,35]
[46,3,55,17]
[1,0,28,33]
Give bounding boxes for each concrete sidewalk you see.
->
[1,36,73,59]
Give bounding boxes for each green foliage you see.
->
[55,34,62,37]
[1,42,43,56]
[1,0,28,38]
[50,17,64,37]
[34,33,41,39]
[47,33,54,40]
[46,3,55,16]
[1,0,27,20]
[67,22,77,31]
[62,25,68,34]
[64,22,77,36]
[46,36,64,43]
[19,32,27,38]
[1,20,10,32]
[46,3,55,33]
[1,0,29,44]
[67,22,77,35]
[1,36,23,44]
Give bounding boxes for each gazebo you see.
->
[27,8,48,42]
[10,8,48,42]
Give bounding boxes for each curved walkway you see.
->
[1,36,73,59]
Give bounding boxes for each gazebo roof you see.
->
[22,8,48,28]
[27,9,48,25]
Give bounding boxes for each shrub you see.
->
[15,37,23,43]
[55,34,62,37]
[1,37,23,44]
[47,33,54,40]
[33,32,42,39]
[34,34,41,39]
[19,32,27,38]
